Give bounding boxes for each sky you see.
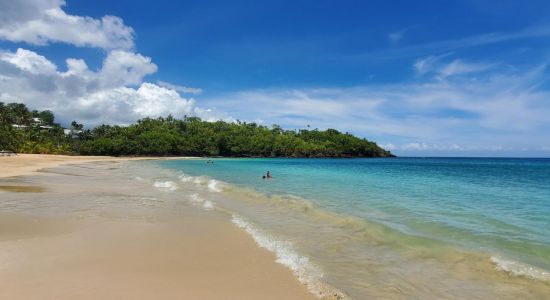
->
[1,0,550,157]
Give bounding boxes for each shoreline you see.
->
[0,154,199,178]
[0,156,318,299]
[159,158,550,299]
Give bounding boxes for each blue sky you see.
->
[1,0,550,156]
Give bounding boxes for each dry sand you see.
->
[0,155,318,300]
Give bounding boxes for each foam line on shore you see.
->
[491,255,550,281]
[231,214,346,299]
[177,170,550,286]
[153,180,178,191]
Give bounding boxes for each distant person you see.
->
[266,171,272,179]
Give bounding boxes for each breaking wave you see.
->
[231,214,346,299]
[491,255,550,281]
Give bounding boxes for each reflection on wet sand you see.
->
[0,185,45,193]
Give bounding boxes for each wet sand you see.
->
[0,157,317,300]
[0,154,194,178]
[0,214,315,300]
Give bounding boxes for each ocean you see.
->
[153,157,550,299]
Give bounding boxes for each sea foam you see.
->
[189,193,203,203]
[491,255,550,281]
[231,214,345,299]
[202,200,214,210]
[178,173,194,183]
[153,181,178,191]
[188,193,215,210]
[207,179,222,192]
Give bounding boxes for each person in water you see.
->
[265,171,272,179]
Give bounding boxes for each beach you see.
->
[0,155,317,300]
[2,155,550,299]
[0,154,190,178]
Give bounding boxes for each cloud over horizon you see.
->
[202,58,550,156]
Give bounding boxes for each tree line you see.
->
[0,102,394,158]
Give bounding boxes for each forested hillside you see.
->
[0,102,394,158]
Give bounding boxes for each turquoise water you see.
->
[157,157,550,298]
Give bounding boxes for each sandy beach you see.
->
[0,155,317,300]
[0,154,192,178]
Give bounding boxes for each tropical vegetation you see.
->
[0,102,393,157]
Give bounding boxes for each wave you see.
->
[188,193,215,210]
[178,173,194,183]
[231,214,346,299]
[212,179,550,285]
[178,172,207,185]
[491,255,550,281]
[153,181,178,191]
[207,179,223,192]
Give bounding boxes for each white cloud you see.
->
[73,83,196,125]
[414,55,492,78]
[202,64,550,154]
[402,142,429,150]
[380,143,396,151]
[99,50,158,87]
[385,143,504,152]
[0,48,226,126]
[0,0,62,25]
[157,80,203,95]
[0,48,57,74]
[388,29,407,43]
[0,0,134,49]
[0,1,229,126]
[413,56,437,75]
[193,107,234,122]
[439,60,492,77]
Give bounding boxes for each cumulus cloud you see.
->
[0,0,134,49]
[0,1,229,127]
[73,83,196,125]
[99,50,158,87]
[0,48,57,74]
[0,48,225,125]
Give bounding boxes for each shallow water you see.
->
[155,157,550,299]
